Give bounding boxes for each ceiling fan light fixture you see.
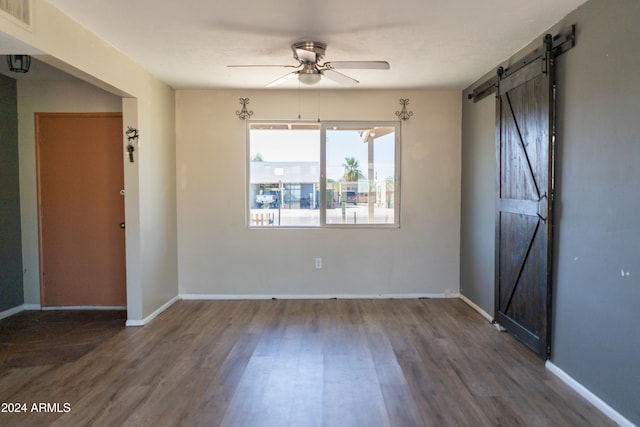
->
[298,70,321,85]
[7,54,31,73]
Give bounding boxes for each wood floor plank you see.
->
[0,299,618,427]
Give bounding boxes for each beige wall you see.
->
[176,90,461,297]
[1,2,178,322]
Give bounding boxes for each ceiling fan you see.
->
[228,41,390,87]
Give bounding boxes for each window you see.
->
[323,122,399,226]
[248,121,399,227]
[249,123,321,227]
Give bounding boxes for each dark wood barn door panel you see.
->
[495,38,555,359]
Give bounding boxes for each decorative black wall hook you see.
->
[125,126,139,163]
[236,98,254,120]
[395,99,413,121]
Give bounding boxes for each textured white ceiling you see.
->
[47,0,586,90]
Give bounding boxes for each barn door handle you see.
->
[537,194,548,223]
[119,222,126,229]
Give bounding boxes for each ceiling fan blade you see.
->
[227,64,297,68]
[322,69,359,87]
[265,71,298,87]
[325,61,390,70]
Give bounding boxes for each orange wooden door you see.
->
[36,113,126,307]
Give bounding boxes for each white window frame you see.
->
[247,120,401,228]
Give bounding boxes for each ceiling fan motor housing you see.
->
[292,41,326,64]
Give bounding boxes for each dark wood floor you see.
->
[0,299,614,426]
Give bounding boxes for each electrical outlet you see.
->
[315,258,322,269]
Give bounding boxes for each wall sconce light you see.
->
[395,98,413,121]
[236,98,254,120]
[6,55,31,73]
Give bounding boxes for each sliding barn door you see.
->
[495,38,555,359]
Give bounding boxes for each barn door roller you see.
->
[468,25,575,103]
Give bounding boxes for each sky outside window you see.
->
[249,128,395,182]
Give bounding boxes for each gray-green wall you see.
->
[461,0,640,424]
[460,92,495,314]
[0,73,24,312]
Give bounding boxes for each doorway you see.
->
[36,113,126,307]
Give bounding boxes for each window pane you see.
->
[249,124,320,227]
[324,124,397,225]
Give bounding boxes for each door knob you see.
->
[119,222,126,229]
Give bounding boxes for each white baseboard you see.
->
[125,319,145,327]
[179,293,459,301]
[459,293,494,323]
[0,304,43,320]
[0,305,25,320]
[125,295,179,327]
[545,361,636,427]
